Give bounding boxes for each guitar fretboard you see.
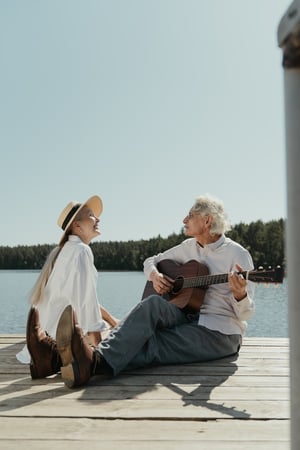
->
[182,271,248,289]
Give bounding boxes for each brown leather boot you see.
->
[56,305,94,388]
[26,307,61,379]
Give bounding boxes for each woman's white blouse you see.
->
[16,235,105,364]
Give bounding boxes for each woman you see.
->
[17,195,118,378]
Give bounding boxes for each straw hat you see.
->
[57,195,103,244]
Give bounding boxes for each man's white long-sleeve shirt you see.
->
[143,235,255,336]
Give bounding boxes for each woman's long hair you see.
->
[29,232,70,305]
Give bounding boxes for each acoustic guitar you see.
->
[141,259,284,312]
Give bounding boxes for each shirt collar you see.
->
[68,235,82,243]
[197,234,225,251]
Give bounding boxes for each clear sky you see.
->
[1,0,291,247]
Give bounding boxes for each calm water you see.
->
[0,270,288,337]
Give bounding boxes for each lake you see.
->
[0,270,288,337]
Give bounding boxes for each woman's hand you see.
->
[100,306,119,328]
[86,331,102,347]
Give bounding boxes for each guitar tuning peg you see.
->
[258,266,264,270]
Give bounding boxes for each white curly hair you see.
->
[192,194,231,235]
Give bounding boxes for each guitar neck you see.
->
[183,271,247,289]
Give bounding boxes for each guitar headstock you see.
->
[247,266,284,284]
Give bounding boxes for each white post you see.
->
[278,2,300,449]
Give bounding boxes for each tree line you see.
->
[0,218,285,271]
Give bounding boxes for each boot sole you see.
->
[56,305,76,388]
[61,363,79,388]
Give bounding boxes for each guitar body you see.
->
[142,259,209,312]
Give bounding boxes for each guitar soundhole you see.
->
[171,276,184,294]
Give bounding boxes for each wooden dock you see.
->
[0,335,290,449]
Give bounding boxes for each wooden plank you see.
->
[0,373,290,387]
[0,440,290,450]
[0,418,290,450]
[0,397,289,419]
[0,379,290,399]
[0,384,289,404]
[0,361,290,375]
[0,417,289,440]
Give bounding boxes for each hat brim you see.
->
[59,195,103,245]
